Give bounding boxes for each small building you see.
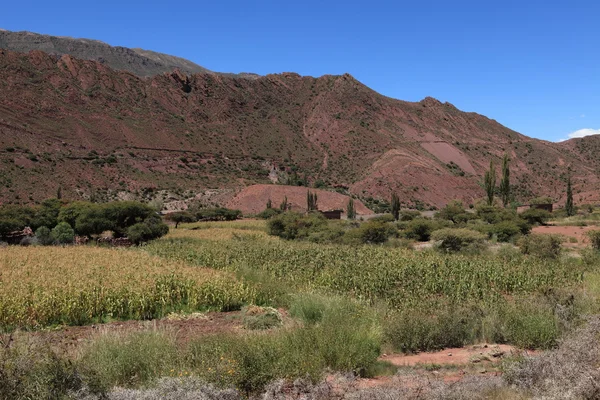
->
[320,209,343,220]
[517,203,553,214]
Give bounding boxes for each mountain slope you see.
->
[0,48,597,208]
[0,29,215,77]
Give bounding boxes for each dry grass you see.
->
[0,247,254,329]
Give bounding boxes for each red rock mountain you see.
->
[0,47,598,209]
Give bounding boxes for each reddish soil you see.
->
[533,225,597,247]
[381,344,519,367]
[30,311,245,355]
[226,184,372,215]
[1,48,600,207]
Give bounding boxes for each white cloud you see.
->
[559,128,600,142]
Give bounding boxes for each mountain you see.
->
[0,30,218,77]
[0,46,598,209]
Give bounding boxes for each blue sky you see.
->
[1,0,598,142]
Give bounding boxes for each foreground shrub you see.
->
[79,330,178,389]
[519,234,562,259]
[0,334,90,399]
[384,304,481,353]
[431,228,486,253]
[505,316,600,398]
[586,229,600,250]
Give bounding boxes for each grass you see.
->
[1,219,600,397]
[79,295,380,394]
[0,247,255,330]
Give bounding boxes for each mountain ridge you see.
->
[0,44,598,209]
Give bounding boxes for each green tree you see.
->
[390,193,400,221]
[499,154,510,207]
[566,174,574,217]
[484,160,496,206]
[51,222,75,244]
[307,191,318,211]
[165,211,195,228]
[35,226,53,246]
[280,196,289,211]
[347,198,356,220]
[266,198,272,209]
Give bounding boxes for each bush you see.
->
[431,228,486,253]
[34,226,53,246]
[79,330,178,389]
[164,211,196,228]
[127,216,169,245]
[384,305,480,353]
[256,208,281,220]
[586,230,600,250]
[51,222,74,244]
[398,210,421,221]
[404,219,439,241]
[347,220,395,244]
[0,335,89,399]
[519,234,562,259]
[267,212,329,241]
[195,208,242,222]
[488,221,522,242]
[435,200,472,224]
[241,305,283,330]
[520,208,551,226]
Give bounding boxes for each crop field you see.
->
[1,219,599,398]
[0,247,254,330]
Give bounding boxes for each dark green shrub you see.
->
[431,228,486,252]
[399,210,421,221]
[404,219,440,241]
[519,234,562,259]
[267,212,329,241]
[435,200,472,224]
[33,198,61,230]
[488,221,522,242]
[127,216,169,245]
[0,205,36,236]
[51,222,74,244]
[520,208,551,226]
[256,207,282,219]
[35,226,53,246]
[195,208,242,222]
[476,205,517,224]
[345,220,396,244]
[267,212,303,240]
[164,211,196,228]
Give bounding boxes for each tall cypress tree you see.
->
[484,160,496,206]
[347,198,356,220]
[566,174,574,216]
[500,154,510,207]
[391,193,400,221]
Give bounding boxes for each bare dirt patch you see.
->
[31,311,245,356]
[533,225,596,247]
[226,184,372,215]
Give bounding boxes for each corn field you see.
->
[146,233,584,307]
[0,247,254,330]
